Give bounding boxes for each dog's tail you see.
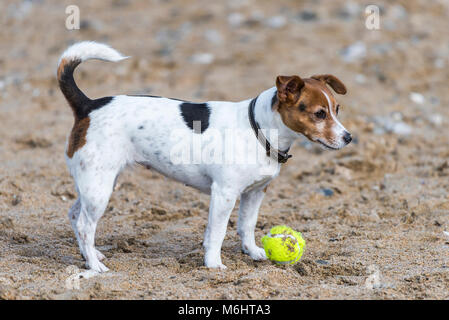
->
[57,41,128,118]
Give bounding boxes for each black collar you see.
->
[248,96,292,164]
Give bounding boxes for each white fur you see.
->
[321,89,348,149]
[58,41,128,67]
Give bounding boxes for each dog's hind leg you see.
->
[74,168,117,273]
[68,198,106,262]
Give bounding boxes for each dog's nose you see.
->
[343,132,352,144]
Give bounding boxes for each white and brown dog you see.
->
[57,42,352,272]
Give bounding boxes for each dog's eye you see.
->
[314,110,326,119]
[336,105,340,115]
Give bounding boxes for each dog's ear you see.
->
[311,74,347,95]
[276,75,304,104]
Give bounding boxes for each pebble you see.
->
[389,122,411,135]
[265,15,287,29]
[372,115,412,135]
[364,265,381,289]
[409,92,425,105]
[372,43,393,56]
[355,74,367,84]
[7,1,33,20]
[249,10,265,22]
[340,41,366,63]
[32,88,40,97]
[391,111,403,122]
[318,188,334,197]
[335,166,353,180]
[389,4,408,20]
[190,53,214,65]
[297,10,318,22]
[228,12,245,27]
[429,96,440,106]
[428,114,443,126]
[337,1,361,20]
[11,195,21,206]
[65,265,80,275]
[368,210,381,222]
[203,29,223,45]
[2,73,26,89]
[80,19,104,32]
[156,23,191,48]
[375,242,386,249]
[116,240,132,253]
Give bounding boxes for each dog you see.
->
[57,41,352,272]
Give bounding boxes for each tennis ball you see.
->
[261,225,305,265]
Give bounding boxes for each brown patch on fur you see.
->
[58,57,93,158]
[275,76,344,144]
[263,185,269,193]
[57,58,68,80]
[311,74,347,95]
[275,76,304,106]
[67,117,90,158]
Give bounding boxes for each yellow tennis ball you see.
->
[261,225,305,265]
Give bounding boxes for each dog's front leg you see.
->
[237,188,267,261]
[203,183,238,269]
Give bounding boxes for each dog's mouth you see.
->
[316,139,339,150]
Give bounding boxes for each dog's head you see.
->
[273,74,351,150]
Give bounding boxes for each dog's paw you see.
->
[204,256,227,269]
[96,249,106,261]
[206,262,228,270]
[82,248,106,261]
[86,260,109,273]
[243,246,267,261]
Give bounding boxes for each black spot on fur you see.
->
[85,97,113,117]
[138,125,144,130]
[58,59,89,115]
[299,102,306,111]
[179,102,210,133]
